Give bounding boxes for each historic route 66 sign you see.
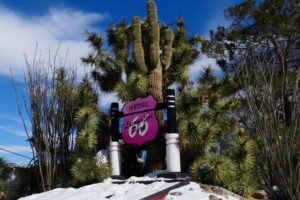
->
[122,95,158,145]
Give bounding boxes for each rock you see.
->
[209,194,221,200]
[96,149,109,164]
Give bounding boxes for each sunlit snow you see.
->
[19,176,239,200]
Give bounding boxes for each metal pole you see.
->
[110,102,119,142]
[110,102,121,176]
[166,89,176,133]
[165,89,181,172]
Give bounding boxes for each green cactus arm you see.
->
[148,68,163,101]
[147,0,158,23]
[161,28,173,70]
[147,0,160,70]
[132,16,147,73]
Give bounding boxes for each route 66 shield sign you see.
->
[122,95,158,145]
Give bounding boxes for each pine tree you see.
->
[177,66,240,169]
[76,77,111,150]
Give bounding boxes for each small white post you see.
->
[109,141,121,176]
[165,133,181,172]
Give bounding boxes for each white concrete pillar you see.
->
[109,141,121,176]
[165,133,181,172]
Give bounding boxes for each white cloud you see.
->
[0,6,106,79]
[38,8,105,41]
[0,145,32,154]
[0,125,28,137]
[0,113,31,127]
[0,114,23,125]
[98,92,124,111]
[189,54,221,82]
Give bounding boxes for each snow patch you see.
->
[19,177,239,200]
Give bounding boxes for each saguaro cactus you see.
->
[131,0,174,170]
[132,0,173,101]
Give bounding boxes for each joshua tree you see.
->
[185,67,257,198]
[71,107,110,185]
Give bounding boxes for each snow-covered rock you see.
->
[96,149,109,164]
[19,177,240,200]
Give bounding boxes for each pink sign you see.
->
[122,95,158,145]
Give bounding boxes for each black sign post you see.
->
[110,102,119,142]
[109,102,122,178]
[109,89,184,178]
[166,89,176,134]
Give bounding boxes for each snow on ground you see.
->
[19,176,239,200]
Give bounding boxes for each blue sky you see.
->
[0,0,239,163]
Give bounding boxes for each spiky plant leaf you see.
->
[208,92,222,109]
[176,88,202,115]
[232,135,255,169]
[85,32,104,52]
[76,129,98,151]
[115,81,132,101]
[235,172,257,197]
[75,107,99,131]
[91,71,117,92]
[190,155,237,186]
[115,71,149,102]
[71,157,110,183]
[198,66,217,85]
[72,104,111,184]
[127,71,148,94]
[185,119,205,147]
[180,117,219,156]
[224,179,240,194]
[108,20,129,69]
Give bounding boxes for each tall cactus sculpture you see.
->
[132,0,173,101]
